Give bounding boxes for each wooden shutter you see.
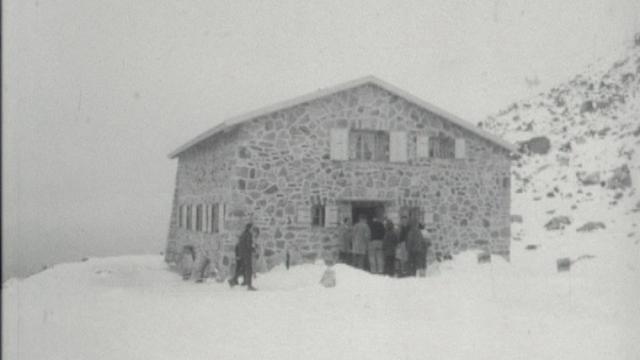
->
[324,204,338,228]
[416,135,430,158]
[297,206,311,226]
[455,138,466,159]
[390,131,407,162]
[330,128,349,160]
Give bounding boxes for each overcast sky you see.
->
[3,0,639,280]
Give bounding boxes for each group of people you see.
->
[225,215,430,291]
[341,214,430,277]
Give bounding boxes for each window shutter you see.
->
[218,203,225,232]
[455,138,466,159]
[416,135,430,158]
[330,128,349,160]
[390,131,407,162]
[324,205,338,228]
[297,206,311,226]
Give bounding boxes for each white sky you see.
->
[3,0,640,279]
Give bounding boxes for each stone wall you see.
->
[166,83,511,277]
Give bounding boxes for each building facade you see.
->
[164,77,514,277]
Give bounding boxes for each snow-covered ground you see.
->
[3,240,639,360]
[4,41,640,360]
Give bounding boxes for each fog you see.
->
[3,0,639,280]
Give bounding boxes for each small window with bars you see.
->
[429,135,455,158]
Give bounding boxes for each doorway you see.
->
[351,201,385,224]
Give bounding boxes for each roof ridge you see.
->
[168,76,515,158]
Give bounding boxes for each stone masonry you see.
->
[165,81,511,278]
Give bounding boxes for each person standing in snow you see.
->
[368,215,386,274]
[228,223,257,290]
[382,219,398,276]
[395,215,410,277]
[351,214,371,270]
[406,218,429,277]
[339,217,353,265]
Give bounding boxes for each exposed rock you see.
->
[556,257,571,272]
[559,141,572,152]
[580,100,596,114]
[477,252,491,264]
[606,164,632,190]
[510,214,523,223]
[518,136,551,155]
[576,171,600,186]
[576,222,606,232]
[545,216,571,230]
[525,244,539,250]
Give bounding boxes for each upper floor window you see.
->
[429,135,455,159]
[349,130,389,161]
[311,204,326,227]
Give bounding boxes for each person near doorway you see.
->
[395,215,410,276]
[339,217,353,265]
[368,215,385,274]
[228,223,258,290]
[406,218,428,277]
[351,214,370,270]
[382,219,398,276]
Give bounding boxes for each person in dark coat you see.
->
[406,218,429,277]
[368,215,386,274]
[228,223,257,290]
[382,219,398,276]
[395,216,410,277]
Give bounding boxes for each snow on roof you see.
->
[168,75,516,158]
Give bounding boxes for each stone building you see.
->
[164,76,515,277]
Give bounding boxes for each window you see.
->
[429,135,455,158]
[312,205,325,227]
[350,130,389,161]
[186,205,193,230]
[211,203,219,233]
[195,204,203,231]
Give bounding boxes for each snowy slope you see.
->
[482,43,640,260]
[3,44,640,360]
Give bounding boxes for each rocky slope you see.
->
[481,41,640,254]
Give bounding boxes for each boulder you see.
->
[576,171,600,186]
[606,165,632,190]
[556,258,571,272]
[545,216,571,230]
[576,222,606,232]
[518,136,551,155]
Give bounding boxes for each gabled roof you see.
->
[168,75,515,158]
